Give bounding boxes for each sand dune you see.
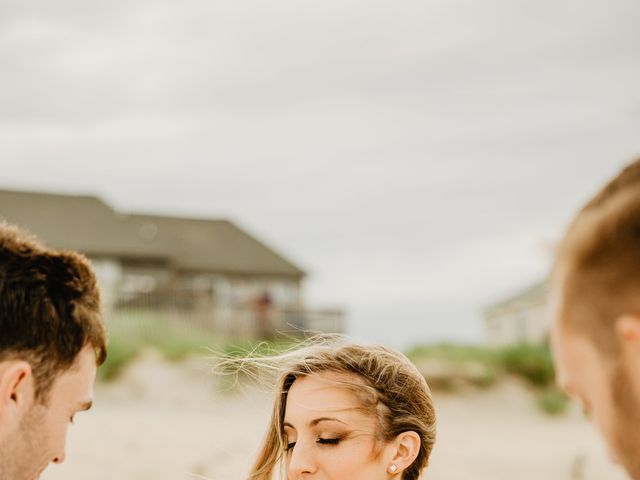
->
[41,352,628,480]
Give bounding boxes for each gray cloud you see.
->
[1,0,639,347]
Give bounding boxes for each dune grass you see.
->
[407,342,569,415]
[98,311,223,381]
[99,311,300,382]
[99,318,570,415]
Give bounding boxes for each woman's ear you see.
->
[387,431,421,477]
[0,360,35,428]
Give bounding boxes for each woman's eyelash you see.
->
[317,437,341,445]
[284,437,343,450]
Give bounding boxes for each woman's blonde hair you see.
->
[240,338,436,480]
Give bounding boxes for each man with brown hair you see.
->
[0,222,107,480]
[551,159,640,479]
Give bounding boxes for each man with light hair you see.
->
[0,222,107,479]
[551,159,640,478]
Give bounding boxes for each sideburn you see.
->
[611,364,640,479]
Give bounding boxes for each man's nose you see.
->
[52,451,66,464]
[288,441,316,477]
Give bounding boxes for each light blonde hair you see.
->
[238,339,436,480]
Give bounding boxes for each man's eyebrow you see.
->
[77,400,93,412]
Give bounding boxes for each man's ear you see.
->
[615,314,640,351]
[0,360,35,426]
[388,431,421,477]
[615,315,640,385]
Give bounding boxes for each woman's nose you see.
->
[287,441,317,478]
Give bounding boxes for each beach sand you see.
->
[41,352,628,480]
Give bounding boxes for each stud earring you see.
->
[388,464,398,474]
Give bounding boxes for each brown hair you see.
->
[243,340,436,480]
[580,159,640,212]
[0,222,107,401]
[552,158,640,351]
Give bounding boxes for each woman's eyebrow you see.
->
[283,417,347,430]
[309,417,347,427]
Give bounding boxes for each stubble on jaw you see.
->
[0,404,49,480]
[611,364,640,480]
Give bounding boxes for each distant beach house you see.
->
[483,281,550,346]
[0,189,343,337]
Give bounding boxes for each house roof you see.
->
[0,189,305,278]
[484,280,549,318]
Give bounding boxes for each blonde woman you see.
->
[246,341,436,479]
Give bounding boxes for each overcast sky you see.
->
[1,0,639,348]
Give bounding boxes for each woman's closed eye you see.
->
[285,436,342,451]
[317,436,342,445]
